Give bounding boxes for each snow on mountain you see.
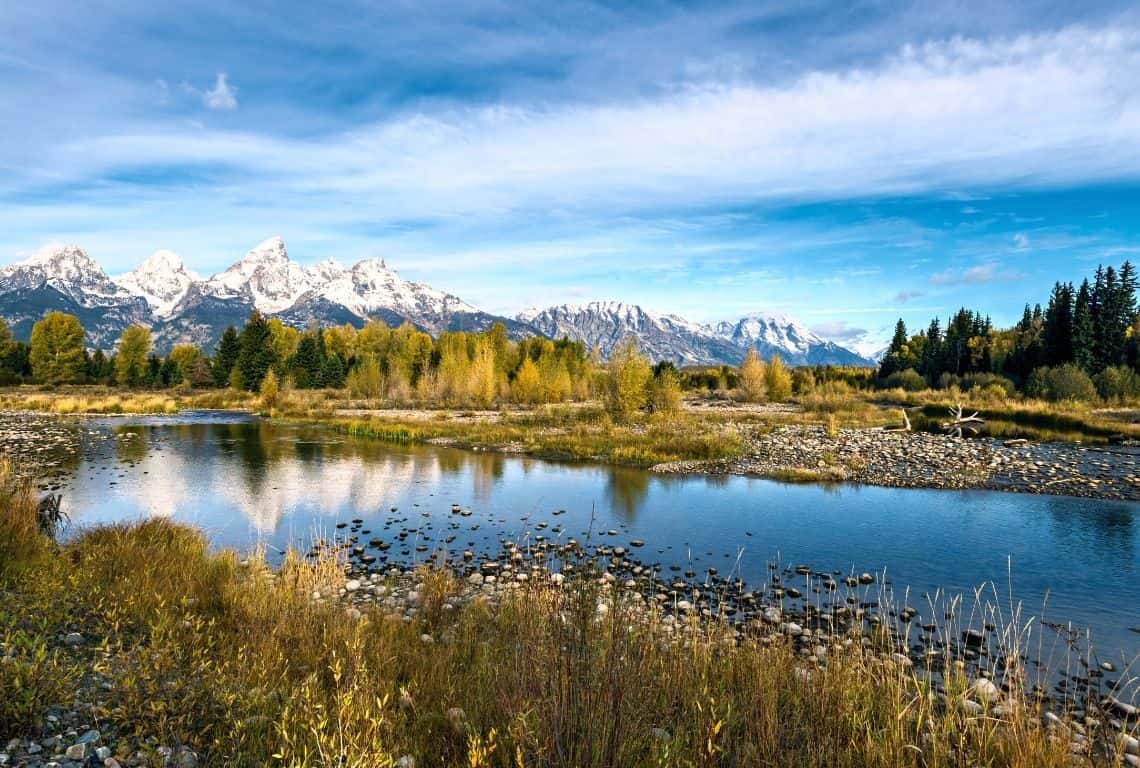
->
[519,301,744,365]
[712,312,823,357]
[711,313,873,366]
[0,244,136,307]
[204,236,318,313]
[0,244,151,348]
[520,302,875,366]
[114,250,200,317]
[0,240,876,366]
[307,256,476,323]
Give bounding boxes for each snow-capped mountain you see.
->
[518,302,874,366]
[113,250,200,317]
[201,237,317,314]
[0,245,151,347]
[712,313,871,366]
[520,301,743,366]
[302,256,476,321]
[0,240,875,366]
[2,245,138,307]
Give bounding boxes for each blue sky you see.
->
[3,0,1140,353]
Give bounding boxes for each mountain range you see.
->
[0,238,875,367]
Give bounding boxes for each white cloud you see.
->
[929,263,1025,286]
[204,72,238,110]
[810,320,868,344]
[1013,232,1030,250]
[33,22,1140,220]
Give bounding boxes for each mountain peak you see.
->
[115,249,199,317]
[22,244,103,276]
[248,236,288,261]
[0,243,133,308]
[207,237,316,313]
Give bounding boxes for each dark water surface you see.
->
[54,412,1140,671]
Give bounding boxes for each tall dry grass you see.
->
[1,488,1136,766]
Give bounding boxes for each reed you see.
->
[2,471,1136,766]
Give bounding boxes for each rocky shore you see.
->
[654,424,1140,502]
[5,531,1136,768]
[4,409,1140,502]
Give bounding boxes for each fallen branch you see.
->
[941,404,984,438]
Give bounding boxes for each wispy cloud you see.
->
[894,289,924,303]
[929,263,1025,286]
[810,320,869,344]
[183,72,238,111]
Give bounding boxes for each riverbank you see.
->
[2,462,1138,768]
[3,400,1140,501]
[653,424,1140,502]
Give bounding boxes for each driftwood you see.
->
[941,404,984,438]
[37,493,65,536]
[882,409,911,433]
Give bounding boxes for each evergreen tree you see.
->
[213,326,241,387]
[1041,282,1074,366]
[879,319,909,378]
[919,318,942,379]
[319,354,346,389]
[291,333,324,388]
[237,311,277,392]
[1072,279,1095,372]
[0,319,32,383]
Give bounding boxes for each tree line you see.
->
[879,260,1140,401]
[0,310,603,406]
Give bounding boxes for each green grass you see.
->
[2,461,1130,767]
[331,407,746,467]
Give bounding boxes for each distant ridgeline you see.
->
[878,261,1140,401]
[0,237,871,366]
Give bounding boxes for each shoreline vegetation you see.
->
[2,463,1138,768]
[3,383,1139,501]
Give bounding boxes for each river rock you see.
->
[970,678,1001,703]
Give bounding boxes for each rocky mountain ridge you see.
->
[0,241,874,365]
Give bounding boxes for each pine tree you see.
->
[290,333,324,388]
[1072,279,1095,372]
[879,319,909,378]
[319,354,346,389]
[237,311,277,392]
[1041,282,1074,366]
[212,326,241,387]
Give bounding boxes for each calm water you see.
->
[53,412,1140,669]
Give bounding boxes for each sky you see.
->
[3,1,1140,355]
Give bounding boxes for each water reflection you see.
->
[57,414,1140,664]
[606,466,650,520]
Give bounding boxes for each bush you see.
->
[791,369,815,396]
[1095,365,1140,402]
[884,368,926,392]
[648,370,683,415]
[1025,364,1098,403]
[961,372,1017,398]
[936,372,960,390]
